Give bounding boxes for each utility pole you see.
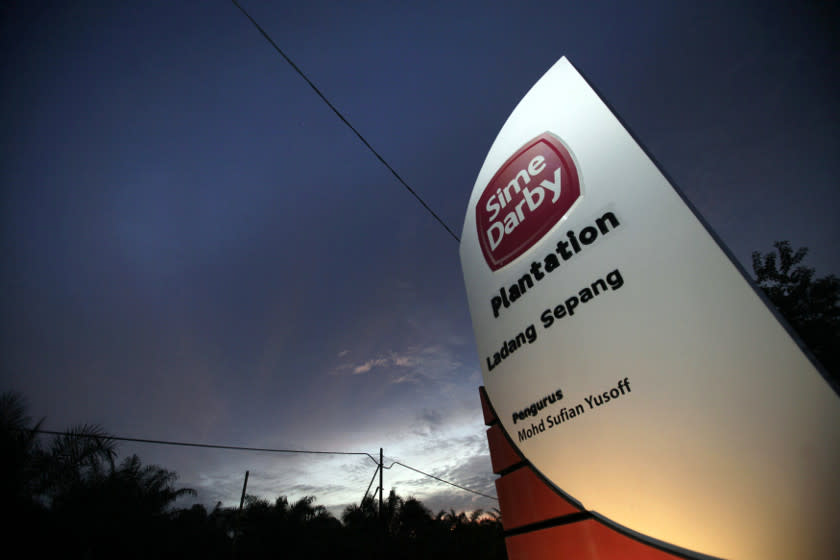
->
[233,470,249,560]
[380,448,385,558]
[239,470,250,511]
[379,448,384,520]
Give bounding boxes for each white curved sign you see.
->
[459,57,840,560]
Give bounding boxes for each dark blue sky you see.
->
[2,0,837,513]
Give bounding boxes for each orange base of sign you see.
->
[479,387,684,559]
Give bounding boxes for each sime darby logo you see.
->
[476,132,581,270]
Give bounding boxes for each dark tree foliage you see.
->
[339,491,505,560]
[1,391,507,559]
[1,392,42,508]
[752,241,840,386]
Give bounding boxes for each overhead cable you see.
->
[29,428,379,465]
[27,429,496,501]
[230,0,461,243]
[362,464,380,503]
[389,460,498,501]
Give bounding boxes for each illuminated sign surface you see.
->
[459,57,840,560]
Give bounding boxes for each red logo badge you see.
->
[476,132,581,270]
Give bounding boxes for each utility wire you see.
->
[230,0,460,243]
[33,3,496,504]
[362,464,380,502]
[227,2,491,503]
[27,428,496,502]
[389,461,498,501]
[29,428,379,465]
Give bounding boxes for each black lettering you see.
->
[491,296,503,318]
[525,324,536,343]
[556,239,574,260]
[488,212,623,319]
[500,286,510,307]
[544,253,560,272]
[566,231,581,253]
[579,226,598,244]
[590,278,607,295]
[540,309,554,328]
[596,211,620,233]
[517,273,534,294]
[606,269,624,290]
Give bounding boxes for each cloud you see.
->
[352,362,373,374]
[380,452,498,516]
[436,453,497,496]
[338,351,415,375]
[393,355,412,367]
[338,345,462,383]
[175,411,496,521]
[352,357,389,374]
[414,408,443,436]
[422,409,443,426]
[286,483,348,496]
